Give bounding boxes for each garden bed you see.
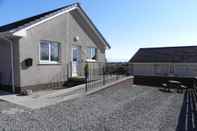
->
[63,77,86,88]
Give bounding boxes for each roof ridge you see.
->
[140,45,197,50]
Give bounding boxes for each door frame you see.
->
[71,46,81,77]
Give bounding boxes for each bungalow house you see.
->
[129,46,197,86]
[0,3,110,93]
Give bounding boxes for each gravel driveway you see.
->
[0,79,184,131]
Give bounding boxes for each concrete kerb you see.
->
[41,83,86,99]
[86,76,134,95]
[44,76,134,98]
[0,84,86,109]
[0,76,133,109]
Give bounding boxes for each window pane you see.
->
[87,48,91,59]
[154,64,161,74]
[51,42,60,62]
[73,48,78,62]
[87,47,97,60]
[40,42,49,61]
[91,48,96,60]
[170,64,174,73]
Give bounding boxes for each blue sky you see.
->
[1,0,197,61]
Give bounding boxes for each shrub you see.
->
[84,63,89,79]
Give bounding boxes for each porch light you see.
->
[74,36,80,42]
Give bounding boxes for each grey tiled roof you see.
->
[0,3,77,32]
[129,46,197,63]
[0,3,110,48]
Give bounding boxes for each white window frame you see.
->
[86,47,97,62]
[39,40,60,64]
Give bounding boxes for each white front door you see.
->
[72,46,81,77]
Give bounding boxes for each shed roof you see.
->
[129,46,197,63]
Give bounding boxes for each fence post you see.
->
[67,63,69,79]
[116,73,119,80]
[84,62,89,92]
[85,79,88,92]
[103,66,105,85]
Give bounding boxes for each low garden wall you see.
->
[134,76,196,88]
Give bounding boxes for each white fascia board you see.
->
[13,6,77,37]
[13,30,26,37]
[76,9,110,49]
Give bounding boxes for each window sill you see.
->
[86,59,96,62]
[38,61,61,65]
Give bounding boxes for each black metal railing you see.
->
[48,61,132,91]
[176,88,197,131]
[49,66,68,89]
[85,62,129,92]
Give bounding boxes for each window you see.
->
[87,47,97,61]
[154,64,161,74]
[72,47,80,62]
[40,40,60,64]
[169,64,174,73]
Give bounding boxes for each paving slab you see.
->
[0,86,84,109]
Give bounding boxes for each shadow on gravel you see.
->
[176,88,197,131]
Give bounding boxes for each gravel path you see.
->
[0,79,184,131]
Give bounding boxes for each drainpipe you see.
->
[0,35,15,93]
